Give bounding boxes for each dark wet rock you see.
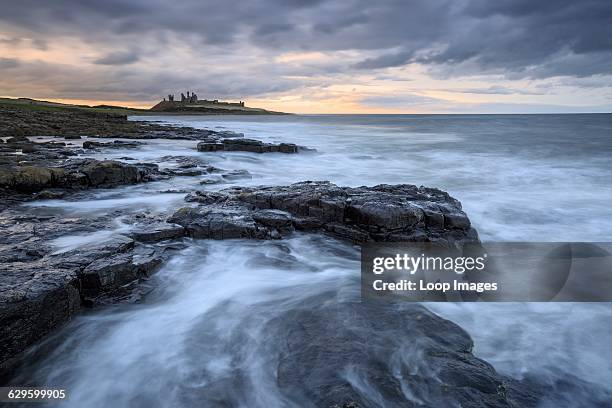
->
[196,141,228,152]
[6,136,30,144]
[156,155,222,177]
[224,138,299,153]
[0,205,172,370]
[0,106,138,138]
[0,234,132,369]
[157,189,190,194]
[0,228,175,370]
[82,140,144,149]
[1,141,80,161]
[168,205,272,240]
[64,135,81,140]
[162,166,221,178]
[130,222,185,243]
[199,176,224,185]
[4,139,68,154]
[221,169,252,180]
[33,189,67,200]
[197,137,306,154]
[0,105,244,141]
[0,133,168,201]
[0,159,161,193]
[79,253,137,296]
[159,155,209,168]
[78,244,166,297]
[64,159,157,187]
[178,296,598,407]
[252,209,294,232]
[0,262,80,373]
[165,168,206,177]
[172,181,478,245]
[270,298,612,407]
[130,127,244,141]
[273,300,532,407]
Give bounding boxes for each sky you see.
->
[0,0,611,114]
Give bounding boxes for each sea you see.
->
[13,113,612,406]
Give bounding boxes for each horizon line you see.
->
[2,95,611,116]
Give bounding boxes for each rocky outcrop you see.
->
[274,299,526,407]
[0,105,244,140]
[177,294,612,407]
[197,138,301,153]
[0,231,174,371]
[0,177,479,376]
[130,222,185,243]
[271,298,611,407]
[0,159,160,193]
[1,102,608,406]
[0,134,163,195]
[82,140,143,149]
[0,197,197,372]
[138,128,243,141]
[170,181,478,244]
[78,240,166,297]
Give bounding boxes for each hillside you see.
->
[150,100,288,115]
[0,97,288,116]
[0,97,148,116]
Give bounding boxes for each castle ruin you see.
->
[157,91,245,110]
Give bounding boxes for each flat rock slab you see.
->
[0,232,172,370]
[0,158,162,193]
[0,106,244,140]
[130,222,185,243]
[275,300,523,407]
[82,140,144,149]
[197,137,306,154]
[172,181,478,245]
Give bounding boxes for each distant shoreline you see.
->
[0,97,291,116]
[2,97,609,116]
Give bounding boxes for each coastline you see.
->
[1,106,611,405]
[0,97,291,117]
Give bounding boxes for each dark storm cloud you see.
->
[255,23,294,36]
[0,57,300,101]
[354,51,414,70]
[2,0,610,77]
[0,0,611,104]
[417,0,612,78]
[94,50,141,65]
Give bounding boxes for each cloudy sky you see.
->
[1,0,611,113]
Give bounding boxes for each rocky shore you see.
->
[0,107,307,208]
[0,175,477,372]
[173,181,477,243]
[1,106,608,406]
[197,138,302,154]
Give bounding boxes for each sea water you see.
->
[15,114,612,406]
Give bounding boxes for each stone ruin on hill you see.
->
[161,91,245,107]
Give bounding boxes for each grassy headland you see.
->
[0,97,288,116]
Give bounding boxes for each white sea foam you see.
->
[13,114,612,405]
